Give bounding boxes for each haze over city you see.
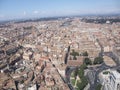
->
[0,0,120,21]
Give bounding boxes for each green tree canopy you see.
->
[70,49,79,60]
[93,57,104,64]
[82,51,88,56]
[77,64,88,90]
[83,58,92,65]
[95,84,102,90]
[70,49,79,56]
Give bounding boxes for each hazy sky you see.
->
[0,0,120,21]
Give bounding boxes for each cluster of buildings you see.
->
[0,17,120,90]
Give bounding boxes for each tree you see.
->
[82,51,88,56]
[73,56,77,60]
[83,58,92,65]
[70,64,88,90]
[78,68,84,78]
[78,64,87,77]
[95,84,102,90]
[70,49,79,56]
[70,49,79,60]
[80,64,87,70]
[74,67,79,79]
[77,64,88,90]
[69,56,72,60]
[93,57,104,64]
[78,76,88,90]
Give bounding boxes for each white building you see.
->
[27,84,37,90]
[99,69,120,90]
[110,70,120,90]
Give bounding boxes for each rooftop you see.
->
[111,70,120,79]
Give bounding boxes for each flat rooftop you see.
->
[111,70,120,79]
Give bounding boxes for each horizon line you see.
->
[0,13,120,23]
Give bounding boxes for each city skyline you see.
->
[0,0,120,21]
